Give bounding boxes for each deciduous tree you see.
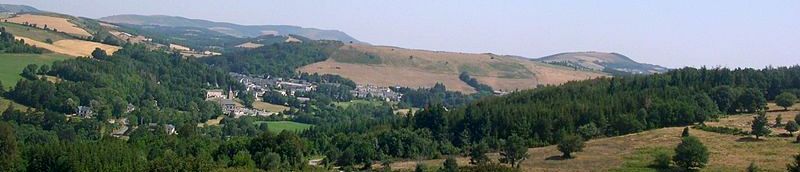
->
[777,92,798,110]
[558,133,585,159]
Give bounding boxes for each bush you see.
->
[692,125,748,136]
[673,136,709,170]
[652,151,672,169]
[557,133,585,159]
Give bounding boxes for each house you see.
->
[206,89,225,100]
[351,85,403,102]
[125,103,136,114]
[77,106,93,118]
[165,124,177,135]
[220,99,237,114]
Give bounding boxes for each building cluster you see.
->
[206,86,274,118]
[350,85,403,102]
[229,72,316,100]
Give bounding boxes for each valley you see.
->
[0,2,797,172]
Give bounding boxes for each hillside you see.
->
[0,4,41,13]
[99,14,362,43]
[537,52,669,75]
[299,44,606,93]
[386,108,800,171]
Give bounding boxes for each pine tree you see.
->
[682,127,690,137]
[673,136,709,170]
[469,142,489,165]
[751,111,771,139]
[442,156,458,172]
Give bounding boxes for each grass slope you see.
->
[387,109,800,171]
[299,44,606,93]
[0,53,70,88]
[253,121,313,133]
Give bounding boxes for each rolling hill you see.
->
[299,44,607,93]
[537,52,669,75]
[0,4,41,13]
[99,14,362,43]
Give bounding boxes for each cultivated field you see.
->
[253,121,313,133]
[15,36,120,57]
[299,44,605,93]
[0,22,70,42]
[0,53,70,87]
[252,101,290,113]
[5,14,92,37]
[388,109,800,172]
[235,42,263,48]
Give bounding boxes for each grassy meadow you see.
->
[253,121,313,133]
[0,53,70,88]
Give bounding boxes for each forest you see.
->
[1,38,800,171]
[0,27,44,54]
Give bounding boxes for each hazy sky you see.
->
[4,0,799,68]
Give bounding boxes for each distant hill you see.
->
[0,4,41,13]
[99,14,362,43]
[536,52,668,75]
[299,44,606,93]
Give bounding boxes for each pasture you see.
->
[0,53,70,88]
[252,101,290,113]
[299,44,605,93]
[253,121,313,133]
[386,110,800,172]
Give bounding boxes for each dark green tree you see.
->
[777,92,798,110]
[91,47,108,59]
[738,88,767,113]
[238,91,255,108]
[469,142,489,165]
[21,64,38,80]
[751,111,771,139]
[578,122,601,139]
[682,127,690,137]
[442,156,458,172]
[232,150,256,169]
[673,136,709,170]
[557,133,585,159]
[0,122,21,171]
[499,134,528,168]
[791,121,800,135]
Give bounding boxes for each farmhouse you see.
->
[76,106,93,118]
[206,89,225,100]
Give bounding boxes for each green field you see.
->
[334,99,386,108]
[253,121,313,133]
[0,53,71,88]
[0,97,29,112]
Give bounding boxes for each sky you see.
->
[4,0,799,68]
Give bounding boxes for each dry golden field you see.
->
[6,14,92,37]
[16,36,120,57]
[299,44,605,93]
[388,109,800,172]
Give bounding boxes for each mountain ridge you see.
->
[99,14,362,43]
[536,51,669,75]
